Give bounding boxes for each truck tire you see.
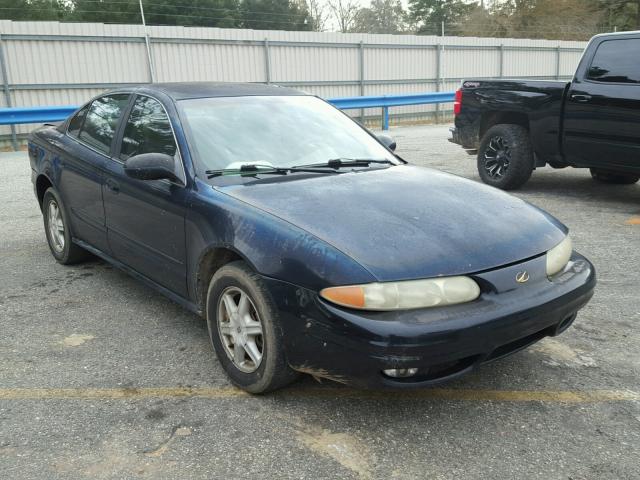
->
[590,168,639,185]
[477,124,534,190]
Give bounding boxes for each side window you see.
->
[78,94,130,155]
[587,39,640,84]
[67,104,90,137]
[120,96,177,161]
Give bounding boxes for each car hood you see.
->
[216,165,567,282]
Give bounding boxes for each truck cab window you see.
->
[587,39,640,84]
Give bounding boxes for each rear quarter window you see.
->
[67,104,89,137]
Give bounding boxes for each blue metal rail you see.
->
[0,91,455,133]
[329,92,455,130]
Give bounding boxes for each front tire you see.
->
[206,261,298,393]
[42,188,90,265]
[477,124,534,190]
[590,168,639,185]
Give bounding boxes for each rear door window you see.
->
[77,94,130,155]
[587,39,640,84]
[119,95,177,161]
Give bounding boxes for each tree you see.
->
[240,0,312,31]
[0,0,69,21]
[408,0,476,35]
[327,0,360,33]
[598,0,640,31]
[68,0,242,28]
[306,0,328,31]
[351,0,408,34]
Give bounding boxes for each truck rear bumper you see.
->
[449,124,479,153]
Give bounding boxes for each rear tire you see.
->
[590,168,639,185]
[42,188,90,265]
[206,261,299,393]
[477,124,534,190]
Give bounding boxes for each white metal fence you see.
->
[0,20,588,142]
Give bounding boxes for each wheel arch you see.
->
[35,174,54,211]
[480,111,530,139]
[194,245,259,317]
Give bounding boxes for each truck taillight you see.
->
[454,89,463,116]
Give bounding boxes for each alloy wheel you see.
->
[483,135,511,179]
[47,199,65,252]
[217,286,264,373]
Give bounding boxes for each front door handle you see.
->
[571,94,592,103]
[105,178,120,193]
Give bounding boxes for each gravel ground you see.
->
[1,124,639,479]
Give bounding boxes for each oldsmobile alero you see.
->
[28,83,596,393]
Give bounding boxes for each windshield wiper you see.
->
[206,163,341,179]
[206,164,289,178]
[291,158,395,170]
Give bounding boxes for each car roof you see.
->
[111,82,307,101]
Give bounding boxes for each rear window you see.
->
[77,94,130,154]
[587,38,640,84]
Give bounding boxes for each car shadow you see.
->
[509,168,640,209]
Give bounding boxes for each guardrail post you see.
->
[358,41,364,124]
[555,45,561,80]
[499,44,504,78]
[0,34,18,151]
[264,38,271,84]
[382,106,389,131]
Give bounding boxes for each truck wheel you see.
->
[42,188,91,265]
[477,124,534,190]
[206,261,299,394]
[590,168,639,185]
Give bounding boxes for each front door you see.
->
[563,35,640,172]
[102,94,189,297]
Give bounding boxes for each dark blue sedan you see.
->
[28,83,596,393]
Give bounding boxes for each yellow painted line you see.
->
[625,216,640,225]
[0,387,638,403]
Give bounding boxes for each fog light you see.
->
[383,368,418,378]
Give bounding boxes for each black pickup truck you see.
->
[449,31,640,190]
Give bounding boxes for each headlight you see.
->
[546,235,572,276]
[320,276,481,311]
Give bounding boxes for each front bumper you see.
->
[263,252,595,389]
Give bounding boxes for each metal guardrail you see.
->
[329,92,455,130]
[0,91,456,139]
[0,105,78,126]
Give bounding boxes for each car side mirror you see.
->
[377,134,396,151]
[124,153,181,183]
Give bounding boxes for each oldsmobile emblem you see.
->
[515,271,530,283]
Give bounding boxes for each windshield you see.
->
[178,95,398,172]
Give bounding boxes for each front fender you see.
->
[185,179,376,304]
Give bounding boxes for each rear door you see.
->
[60,94,130,252]
[563,35,640,172]
[102,94,189,297]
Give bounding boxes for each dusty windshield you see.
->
[178,95,398,172]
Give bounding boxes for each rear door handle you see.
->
[105,178,120,193]
[571,94,592,103]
